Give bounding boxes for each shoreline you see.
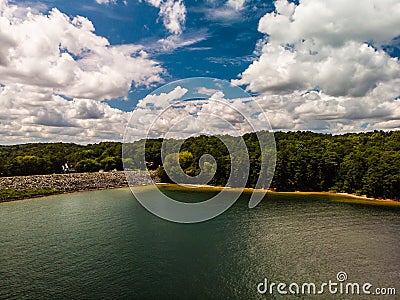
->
[0,171,158,203]
[158,184,400,206]
[266,190,400,206]
[0,186,131,204]
[1,177,399,207]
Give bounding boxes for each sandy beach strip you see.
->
[1,178,399,206]
[155,184,400,207]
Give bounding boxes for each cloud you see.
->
[197,87,219,96]
[155,32,208,53]
[201,0,248,21]
[0,84,131,144]
[233,0,400,132]
[0,2,164,100]
[95,0,116,4]
[142,0,186,35]
[136,85,188,109]
[158,0,186,35]
[0,0,165,143]
[236,41,399,97]
[255,76,400,133]
[259,0,400,47]
[125,86,272,141]
[226,0,246,11]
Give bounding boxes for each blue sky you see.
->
[0,0,399,143]
[48,0,275,110]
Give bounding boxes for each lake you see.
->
[0,187,399,299]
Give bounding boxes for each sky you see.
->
[0,0,399,144]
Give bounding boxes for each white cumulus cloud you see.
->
[0,0,164,143]
[125,86,272,141]
[234,0,400,133]
[95,0,117,4]
[0,84,132,144]
[0,2,163,100]
[202,0,248,21]
[226,0,246,11]
[142,0,186,35]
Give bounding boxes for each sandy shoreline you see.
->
[1,178,399,206]
[156,184,400,206]
[265,190,400,206]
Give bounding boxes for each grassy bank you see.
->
[1,181,399,208]
[0,188,61,202]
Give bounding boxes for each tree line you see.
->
[0,142,123,175]
[0,131,399,200]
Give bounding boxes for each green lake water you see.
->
[0,187,399,299]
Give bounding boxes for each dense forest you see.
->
[0,131,399,200]
[0,142,123,175]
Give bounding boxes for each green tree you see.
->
[100,156,122,171]
[75,159,101,173]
